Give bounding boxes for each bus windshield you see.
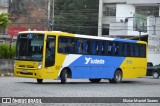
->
[15,33,44,61]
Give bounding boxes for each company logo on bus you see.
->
[84,57,105,64]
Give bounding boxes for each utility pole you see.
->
[48,0,54,31]
[48,0,51,30]
[98,0,102,36]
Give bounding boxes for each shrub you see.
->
[0,44,16,59]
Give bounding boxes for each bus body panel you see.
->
[14,61,42,79]
[120,57,147,78]
[60,54,125,79]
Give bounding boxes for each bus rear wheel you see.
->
[109,70,122,83]
[89,79,101,83]
[61,69,67,84]
[37,79,43,84]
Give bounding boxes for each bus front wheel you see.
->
[37,79,43,84]
[61,69,67,84]
[109,70,122,83]
[89,79,101,83]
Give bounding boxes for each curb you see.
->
[0,73,14,77]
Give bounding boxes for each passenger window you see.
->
[66,38,74,53]
[83,39,90,54]
[97,41,103,55]
[140,45,146,57]
[91,40,97,55]
[58,38,66,53]
[58,37,74,53]
[106,41,112,55]
[113,42,119,56]
[76,39,83,53]
[127,43,131,57]
[124,43,128,56]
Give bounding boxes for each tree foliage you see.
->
[54,0,99,36]
[0,13,11,31]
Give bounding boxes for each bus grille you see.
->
[19,65,25,68]
[18,65,35,69]
[20,72,33,75]
[27,65,34,68]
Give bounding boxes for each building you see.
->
[98,0,160,65]
[8,0,48,35]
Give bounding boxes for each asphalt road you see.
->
[0,76,160,106]
[0,76,160,97]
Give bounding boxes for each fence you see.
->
[0,59,14,76]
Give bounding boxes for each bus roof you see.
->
[18,31,147,44]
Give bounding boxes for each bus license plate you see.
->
[22,70,28,73]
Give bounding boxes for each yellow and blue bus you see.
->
[14,31,147,84]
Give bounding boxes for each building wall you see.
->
[116,4,134,22]
[109,22,127,35]
[0,7,7,13]
[148,35,160,65]
[103,0,126,3]
[147,17,160,65]
[109,4,148,36]
[127,0,160,4]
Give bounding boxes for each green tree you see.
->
[54,0,99,36]
[0,13,11,33]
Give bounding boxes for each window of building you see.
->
[0,0,8,4]
[102,24,109,35]
[103,4,116,16]
[136,6,159,17]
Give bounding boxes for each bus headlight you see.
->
[38,62,42,69]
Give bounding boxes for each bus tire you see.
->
[61,69,67,84]
[89,79,101,83]
[152,71,159,79]
[109,70,122,83]
[37,79,43,84]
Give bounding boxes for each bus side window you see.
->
[106,41,112,55]
[124,43,128,56]
[83,39,89,54]
[135,44,139,57]
[132,44,138,57]
[119,43,123,56]
[130,44,134,56]
[140,45,146,57]
[59,38,66,53]
[97,41,102,55]
[76,39,82,53]
[66,38,74,53]
[114,42,119,56]
[91,40,97,55]
[111,42,116,55]
[126,43,131,57]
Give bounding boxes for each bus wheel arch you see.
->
[109,68,123,83]
[116,68,123,78]
[60,67,72,84]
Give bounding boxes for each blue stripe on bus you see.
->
[114,38,137,43]
[68,55,125,79]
